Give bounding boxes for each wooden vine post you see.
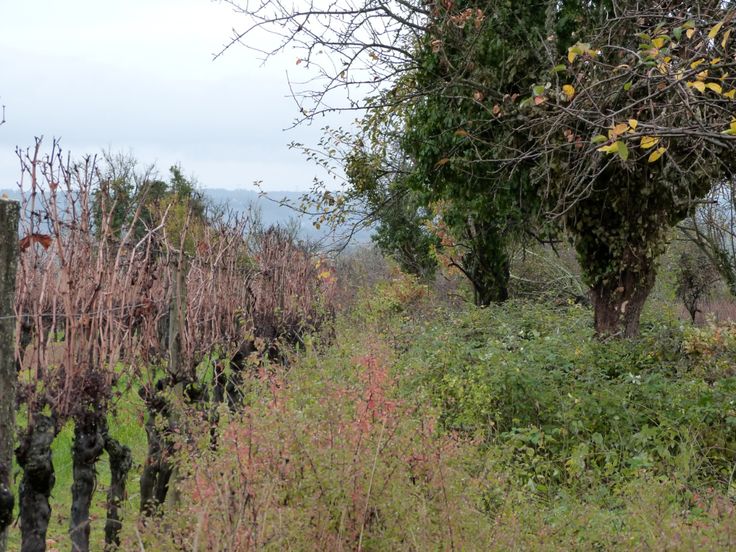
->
[165,254,187,509]
[0,198,19,552]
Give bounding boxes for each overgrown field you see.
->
[13,271,736,550]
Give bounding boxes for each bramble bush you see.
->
[403,301,736,494]
[130,326,495,551]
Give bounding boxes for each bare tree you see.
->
[217,0,427,121]
[681,181,736,297]
[675,249,721,323]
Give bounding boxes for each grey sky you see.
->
[0,0,333,191]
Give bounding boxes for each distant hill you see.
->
[205,188,316,236]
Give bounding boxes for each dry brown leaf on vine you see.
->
[19,233,52,252]
[609,123,630,138]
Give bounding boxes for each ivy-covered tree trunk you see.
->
[570,168,680,339]
[16,414,57,552]
[465,252,510,306]
[69,416,105,552]
[590,265,656,338]
[460,219,510,306]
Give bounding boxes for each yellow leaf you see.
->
[711,58,722,65]
[648,147,667,162]
[686,28,696,39]
[609,123,629,138]
[562,84,575,100]
[597,141,621,154]
[652,37,666,48]
[722,29,732,49]
[724,89,736,99]
[709,21,724,40]
[706,82,723,94]
[640,136,659,149]
[687,81,706,92]
[696,70,709,81]
[628,119,638,130]
[691,59,705,69]
[568,50,577,63]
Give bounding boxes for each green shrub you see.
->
[403,301,736,492]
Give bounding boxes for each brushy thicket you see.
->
[122,270,736,551]
[404,302,736,490]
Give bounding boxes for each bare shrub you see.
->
[676,251,721,324]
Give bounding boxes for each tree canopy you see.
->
[224,0,736,336]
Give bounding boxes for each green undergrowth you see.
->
[401,300,736,492]
[10,271,736,550]
[129,273,736,550]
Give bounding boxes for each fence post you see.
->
[0,198,19,552]
[164,256,186,510]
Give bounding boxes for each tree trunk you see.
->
[69,418,104,552]
[103,435,132,550]
[461,220,510,307]
[16,415,57,552]
[471,256,510,306]
[0,199,19,552]
[590,266,656,338]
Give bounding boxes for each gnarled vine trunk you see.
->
[69,417,105,552]
[103,434,132,550]
[139,381,174,516]
[16,414,57,552]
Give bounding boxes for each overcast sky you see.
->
[0,0,336,191]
